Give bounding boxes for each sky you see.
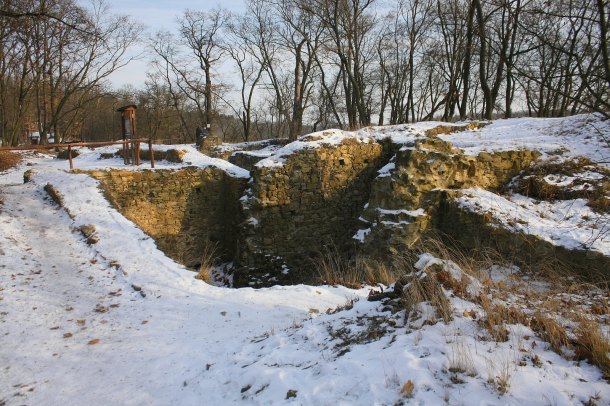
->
[82,0,247,89]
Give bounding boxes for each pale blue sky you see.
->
[81,0,247,88]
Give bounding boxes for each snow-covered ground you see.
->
[456,188,610,256]
[439,115,610,165]
[0,159,358,405]
[2,115,610,405]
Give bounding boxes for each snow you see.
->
[232,145,282,159]
[381,220,411,227]
[2,114,610,405]
[377,161,395,177]
[256,129,376,169]
[0,160,358,405]
[352,228,371,242]
[543,170,606,189]
[439,114,610,166]
[543,174,577,187]
[23,143,251,179]
[251,114,610,172]
[456,188,610,255]
[216,139,285,154]
[246,217,259,226]
[376,208,427,217]
[368,121,465,145]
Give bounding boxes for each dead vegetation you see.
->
[509,157,610,212]
[0,151,22,172]
[575,319,610,379]
[194,240,220,284]
[401,264,453,324]
[313,233,610,384]
[313,244,397,288]
[327,315,392,357]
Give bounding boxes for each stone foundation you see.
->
[358,138,541,258]
[235,138,392,285]
[80,124,608,286]
[435,192,610,279]
[87,168,247,267]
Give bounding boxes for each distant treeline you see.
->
[1,0,608,146]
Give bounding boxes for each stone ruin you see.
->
[85,124,610,287]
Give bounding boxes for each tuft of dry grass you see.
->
[402,267,453,324]
[356,256,396,286]
[195,241,219,284]
[400,379,415,398]
[0,151,22,172]
[313,245,397,288]
[530,312,569,354]
[477,294,510,342]
[574,318,610,379]
[477,294,528,342]
[313,244,359,288]
[495,358,512,395]
[448,337,477,377]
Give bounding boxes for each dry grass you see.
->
[402,265,453,324]
[313,233,610,380]
[495,357,512,395]
[574,318,610,379]
[477,294,510,342]
[194,241,220,284]
[400,379,415,398]
[357,257,396,286]
[530,312,569,354]
[0,151,22,172]
[313,245,397,288]
[448,336,477,377]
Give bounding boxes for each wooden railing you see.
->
[0,138,155,170]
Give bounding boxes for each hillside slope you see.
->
[1,115,609,405]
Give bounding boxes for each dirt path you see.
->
[0,172,133,403]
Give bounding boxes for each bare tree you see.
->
[179,8,228,128]
[223,13,266,141]
[149,31,195,142]
[0,0,140,145]
[302,0,379,128]
[31,0,140,143]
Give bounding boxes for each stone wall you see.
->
[87,168,248,267]
[358,138,541,258]
[80,126,607,286]
[435,192,610,279]
[236,138,391,285]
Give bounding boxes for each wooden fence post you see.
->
[68,145,74,170]
[149,139,155,168]
[136,141,141,166]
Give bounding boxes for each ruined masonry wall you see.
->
[87,168,248,267]
[238,139,389,282]
[359,138,541,257]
